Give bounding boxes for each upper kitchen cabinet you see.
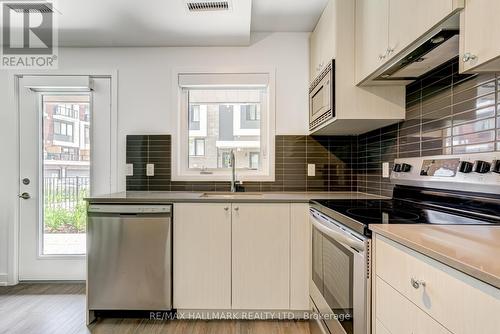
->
[309,0,335,82]
[356,0,464,85]
[355,0,389,84]
[459,0,500,73]
[309,0,405,135]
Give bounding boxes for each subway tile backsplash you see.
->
[357,58,500,197]
[127,58,499,195]
[126,135,357,192]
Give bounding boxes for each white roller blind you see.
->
[22,75,93,92]
[178,73,269,88]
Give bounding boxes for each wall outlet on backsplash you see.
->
[146,164,155,176]
[126,163,134,176]
[382,162,390,178]
[307,164,316,177]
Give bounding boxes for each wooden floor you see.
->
[0,283,310,334]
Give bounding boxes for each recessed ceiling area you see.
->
[53,0,328,47]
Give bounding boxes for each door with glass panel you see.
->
[18,76,112,280]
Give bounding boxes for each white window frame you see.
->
[171,67,276,182]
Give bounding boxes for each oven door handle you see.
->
[310,215,365,252]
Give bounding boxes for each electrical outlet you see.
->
[307,164,316,177]
[146,163,154,176]
[126,163,134,176]
[382,162,390,178]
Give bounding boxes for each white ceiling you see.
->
[53,0,328,47]
[251,0,329,32]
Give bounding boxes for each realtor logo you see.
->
[1,1,58,69]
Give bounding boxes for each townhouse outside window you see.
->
[54,120,74,142]
[174,71,275,181]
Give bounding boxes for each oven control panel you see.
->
[390,153,500,194]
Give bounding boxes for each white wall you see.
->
[0,32,309,284]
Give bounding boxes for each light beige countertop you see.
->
[370,224,500,289]
[86,191,386,203]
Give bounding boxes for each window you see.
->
[84,126,90,145]
[249,152,259,169]
[243,104,260,121]
[54,120,74,142]
[174,71,275,181]
[189,138,205,156]
[189,105,201,130]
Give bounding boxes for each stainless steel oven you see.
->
[309,59,335,131]
[309,207,371,334]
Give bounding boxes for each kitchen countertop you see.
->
[370,224,500,289]
[85,191,386,203]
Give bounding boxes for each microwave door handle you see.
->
[310,215,365,252]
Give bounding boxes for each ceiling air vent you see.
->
[186,1,230,12]
[7,3,54,13]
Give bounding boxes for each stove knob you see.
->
[490,160,500,174]
[473,160,491,174]
[401,163,412,172]
[458,161,473,173]
[393,163,402,172]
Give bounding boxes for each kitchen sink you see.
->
[200,192,263,199]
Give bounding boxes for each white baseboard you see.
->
[0,273,9,286]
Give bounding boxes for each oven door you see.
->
[310,209,370,334]
[309,67,333,127]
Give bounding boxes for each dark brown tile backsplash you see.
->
[357,58,500,197]
[126,135,357,192]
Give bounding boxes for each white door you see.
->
[18,76,113,280]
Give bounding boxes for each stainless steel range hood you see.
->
[374,15,460,82]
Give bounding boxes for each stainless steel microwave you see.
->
[309,59,335,131]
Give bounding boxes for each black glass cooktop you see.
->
[311,186,500,236]
[311,198,499,227]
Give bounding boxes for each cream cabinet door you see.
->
[232,203,290,309]
[173,203,231,309]
[376,277,452,334]
[309,29,321,82]
[460,0,500,72]
[355,0,389,84]
[388,0,456,60]
[310,0,335,82]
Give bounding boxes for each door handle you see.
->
[18,192,31,200]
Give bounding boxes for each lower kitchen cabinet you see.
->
[231,203,290,309]
[173,202,309,312]
[373,234,500,334]
[173,203,231,309]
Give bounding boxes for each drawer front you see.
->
[376,277,452,334]
[375,235,500,334]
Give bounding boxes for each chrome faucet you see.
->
[230,149,237,192]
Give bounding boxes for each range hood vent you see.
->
[186,1,230,12]
[375,29,459,81]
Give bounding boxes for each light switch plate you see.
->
[146,163,154,176]
[307,164,316,177]
[126,163,133,176]
[382,162,390,178]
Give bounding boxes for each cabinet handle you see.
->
[411,277,426,289]
[224,207,229,211]
[234,207,239,211]
[386,47,395,55]
[378,54,386,60]
[462,53,477,62]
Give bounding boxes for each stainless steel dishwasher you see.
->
[87,204,172,310]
